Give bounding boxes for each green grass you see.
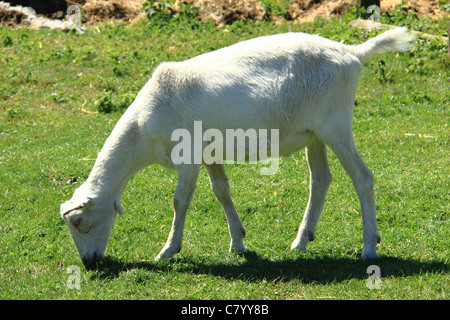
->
[0,8,448,300]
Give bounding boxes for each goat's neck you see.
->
[85,119,144,200]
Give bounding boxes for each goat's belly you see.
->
[278,131,314,157]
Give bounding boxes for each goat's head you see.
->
[60,191,123,268]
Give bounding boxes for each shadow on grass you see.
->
[91,251,448,284]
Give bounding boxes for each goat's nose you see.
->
[82,251,103,268]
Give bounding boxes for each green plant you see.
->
[3,35,13,46]
[144,0,200,29]
[260,0,291,21]
[374,59,391,83]
[4,103,26,120]
[48,92,67,103]
[94,91,136,114]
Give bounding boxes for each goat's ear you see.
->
[60,197,95,217]
[60,201,73,217]
[60,202,84,217]
[114,200,124,216]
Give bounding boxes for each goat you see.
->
[60,28,415,267]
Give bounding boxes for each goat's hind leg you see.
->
[155,164,200,261]
[291,138,332,252]
[205,163,247,254]
[319,118,380,259]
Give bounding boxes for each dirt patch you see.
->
[288,0,354,24]
[403,0,449,19]
[381,0,402,12]
[191,0,265,26]
[0,0,448,28]
[145,0,354,25]
[381,0,448,18]
[0,3,24,26]
[169,0,449,25]
[77,0,143,23]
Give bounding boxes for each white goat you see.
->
[61,28,415,266]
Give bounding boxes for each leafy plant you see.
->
[260,0,291,21]
[48,92,67,103]
[4,103,26,121]
[3,35,13,46]
[374,59,391,83]
[94,90,136,114]
[143,0,200,28]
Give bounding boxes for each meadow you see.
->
[0,6,448,300]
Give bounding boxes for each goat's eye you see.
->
[73,218,82,227]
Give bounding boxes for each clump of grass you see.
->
[94,90,136,114]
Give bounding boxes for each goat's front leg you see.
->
[205,163,247,254]
[291,138,332,252]
[155,164,200,261]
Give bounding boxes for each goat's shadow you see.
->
[92,251,448,284]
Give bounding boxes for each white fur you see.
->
[61,28,415,265]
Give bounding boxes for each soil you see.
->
[0,0,448,28]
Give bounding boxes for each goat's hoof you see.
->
[361,253,379,260]
[230,242,247,254]
[290,233,310,251]
[361,247,379,260]
[361,235,381,259]
[155,252,178,262]
[154,254,168,262]
[155,245,180,261]
[290,240,307,252]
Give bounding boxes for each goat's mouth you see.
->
[82,250,103,269]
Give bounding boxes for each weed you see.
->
[144,0,201,29]
[94,90,136,114]
[260,0,291,21]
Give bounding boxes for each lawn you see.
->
[0,6,448,300]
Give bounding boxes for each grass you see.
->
[0,7,448,300]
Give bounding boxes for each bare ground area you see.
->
[1,0,448,28]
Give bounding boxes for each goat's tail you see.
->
[345,27,415,63]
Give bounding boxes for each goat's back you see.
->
[146,33,362,134]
